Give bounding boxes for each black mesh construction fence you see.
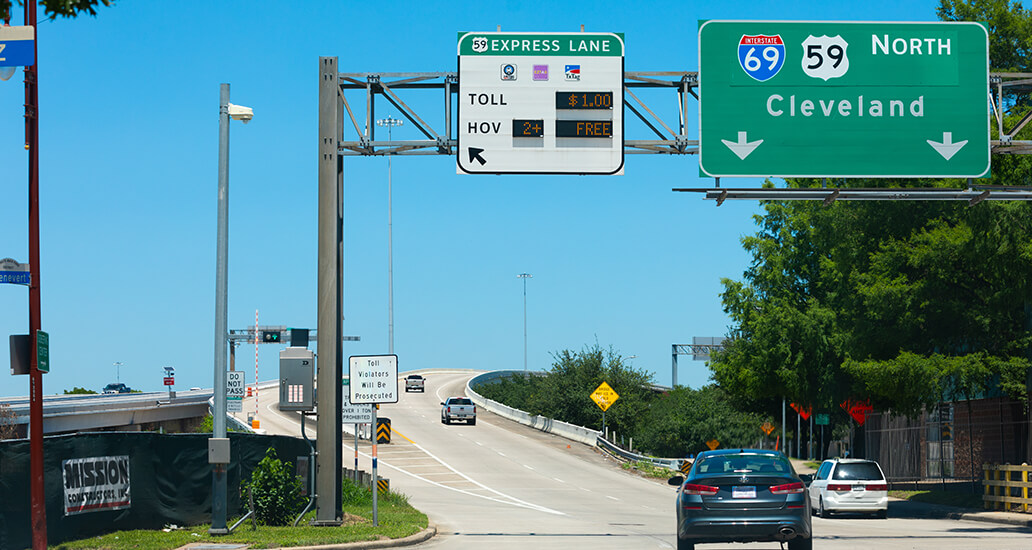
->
[0,431,310,549]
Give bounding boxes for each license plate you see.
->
[732,486,756,499]
[853,484,864,491]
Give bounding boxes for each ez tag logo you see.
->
[738,34,785,82]
[801,35,849,81]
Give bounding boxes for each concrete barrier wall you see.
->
[468,370,687,469]
[467,370,601,446]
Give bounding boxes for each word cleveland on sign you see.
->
[62,455,131,516]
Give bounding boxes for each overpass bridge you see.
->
[1,389,214,437]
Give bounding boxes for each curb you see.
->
[271,521,437,550]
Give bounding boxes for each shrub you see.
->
[242,447,306,526]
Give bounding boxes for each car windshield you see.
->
[832,462,883,480]
[694,454,792,475]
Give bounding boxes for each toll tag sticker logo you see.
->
[737,34,785,82]
[801,35,849,81]
[500,63,517,81]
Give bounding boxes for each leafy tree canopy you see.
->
[2,0,112,22]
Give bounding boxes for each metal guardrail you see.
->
[467,370,686,470]
[983,464,1032,513]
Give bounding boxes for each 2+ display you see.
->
[513,119,545,137]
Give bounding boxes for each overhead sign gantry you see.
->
[698,21,991,178]
[457,31,625,174]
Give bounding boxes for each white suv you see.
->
[808,458,888,518]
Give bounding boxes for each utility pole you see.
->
[23,0,46,547]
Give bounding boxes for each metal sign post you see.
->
[349,354,398,526]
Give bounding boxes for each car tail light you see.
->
[447,407,451,413]
[769,482,805,494]
[681,483,720,496]
[866,483,888,491]
[474,406,477,414]
[827,483,852,491]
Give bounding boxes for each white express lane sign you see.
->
[457,32,625,175]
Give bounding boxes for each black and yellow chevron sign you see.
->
[680,460,692,475]
[376,423,391,444]
[377,478,390,494]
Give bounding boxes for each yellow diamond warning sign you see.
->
[760,421,775,435]
[590,381,619,412]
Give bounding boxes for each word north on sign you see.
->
[699,21,990,178]
[457,32,624,175]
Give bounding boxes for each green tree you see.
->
[712,4,1032,446]
[636,385,766,457]
[62,386,96,394]
[2,0,112,22]
[242,447,305,526]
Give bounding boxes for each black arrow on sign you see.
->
[468,147,487,166]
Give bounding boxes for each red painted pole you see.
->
[25,1,47,548]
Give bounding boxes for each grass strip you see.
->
[51,499,427,550]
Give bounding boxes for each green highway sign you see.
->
[698,21,990,178]
[36,330,49,373]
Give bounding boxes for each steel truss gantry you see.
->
[333,70,1032,158]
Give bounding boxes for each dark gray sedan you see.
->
[668,448,812,550]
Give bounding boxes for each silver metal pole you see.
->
[210,82,230,534]
[782,398,786,456]
[671,345,678,387]
[518,273,532,372]
[376,116,402,355]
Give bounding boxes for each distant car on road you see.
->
[667,448,812,550]
[808,458,888,518]
[441,397,476,425]
[405,374,425,392]
[102,383,131,394]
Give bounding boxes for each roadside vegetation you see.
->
[477,344,769,458]
[52,451,427,550]
[621,460,678,479]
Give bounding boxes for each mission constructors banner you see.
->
[62,455,131,516]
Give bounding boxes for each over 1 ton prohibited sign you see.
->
[457,32,625,175]
[698,21,990,178]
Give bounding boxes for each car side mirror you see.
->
[668,475,684,486]
[799,473,814,486]
[440,402,445,405]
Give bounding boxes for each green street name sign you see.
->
[698,21,990,178]
[36,330,49,373]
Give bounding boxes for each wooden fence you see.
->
[983,464,1031,512]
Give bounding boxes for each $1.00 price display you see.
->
[555,91,613,110]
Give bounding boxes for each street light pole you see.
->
[376,116,402,354]
[114,361,122,384]
[211,83,253,535]
[517,273,532,373]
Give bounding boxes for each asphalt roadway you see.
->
[237,371,1032,549]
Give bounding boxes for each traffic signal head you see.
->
[263,331,281,343]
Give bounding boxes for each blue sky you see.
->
[0,1,941,395]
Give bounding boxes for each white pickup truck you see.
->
[441,397,476,425]
[404,374,425,392]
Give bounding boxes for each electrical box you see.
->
[279,346,315,412]
[208,438,230,464]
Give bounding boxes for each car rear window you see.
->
[832,462,883,481]
[694,454,792,475]
[450,398,472,405]
[408,375,422,379]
